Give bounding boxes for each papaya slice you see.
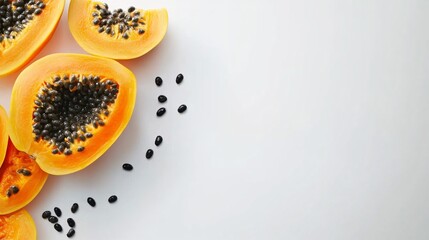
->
[0,0,65,77]
[9,53,136,175]
[69,0,168,59]
[0,209,37,240]
[0,105,47,215]
[0,138,48,215]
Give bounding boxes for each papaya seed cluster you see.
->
[92,3,146,39]
[32,74,119,156]
[0,0,45,42]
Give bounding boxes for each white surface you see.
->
[1,0,429,239]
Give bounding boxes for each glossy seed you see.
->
[10,185,19,194]
[176,74,184,84]
[48,216,58,223]
[71,203,79,213]
[54,223,63,232]
[178,104,188,113]
[146,149,154,159]
[42,211,51,219]
[77,146,85,152]
[122,163,133,171]
[54,207,62,217]
[64,149,72,155]
[67,228,76,238]
[157,108,166,117]
[108,195,118,203]
[155,136,163,146]
[17,168,32,176]
[6,189,12,198]
[128,6,135,12]
[87,197,96,207]
[158,95,167,103]
[155,76,163,86]
[67,218,76,228]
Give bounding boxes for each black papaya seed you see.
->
[87,197,96,207]
[71,203,79,213]
[67,218,76,228]
[67,228,76,238]
[54,207,62,217]
[146,149,154,159]
[108,195,118,203]
[42,211,51,219]
[155,136,163,146]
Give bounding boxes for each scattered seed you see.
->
[146,149,154,159]
[176,74,184,84]
[71,203,79,213]
[48,216,58,223]
[157,108,166,117]
[54,207,62,217]
[155,136,163,146]
[155,77,163,86]
[178,104,188,113]
[108,195,118,203]
[67,218,76,228]
[42,211,51,219]
[67,228,76,238]
[87,197,96,207]
[122,163,133,171]
[54,223,63,232]
[158,95,167,103]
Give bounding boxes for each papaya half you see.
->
[0,106,48,215]
[68,0,168,59]
[9,53,136,175]
[0,209,37,240]
[0,0,65,77]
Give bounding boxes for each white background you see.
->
[1,0,429,239]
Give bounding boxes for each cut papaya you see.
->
[0,209,37,240]
[9,53,136,175]
[0,0,65,77]
[69,0,168,59]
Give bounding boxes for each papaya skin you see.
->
[0,0,65,77]
[0,106,8,168]
[69,0,168,59]
[9,53,136,175]
[0,209,37,240]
